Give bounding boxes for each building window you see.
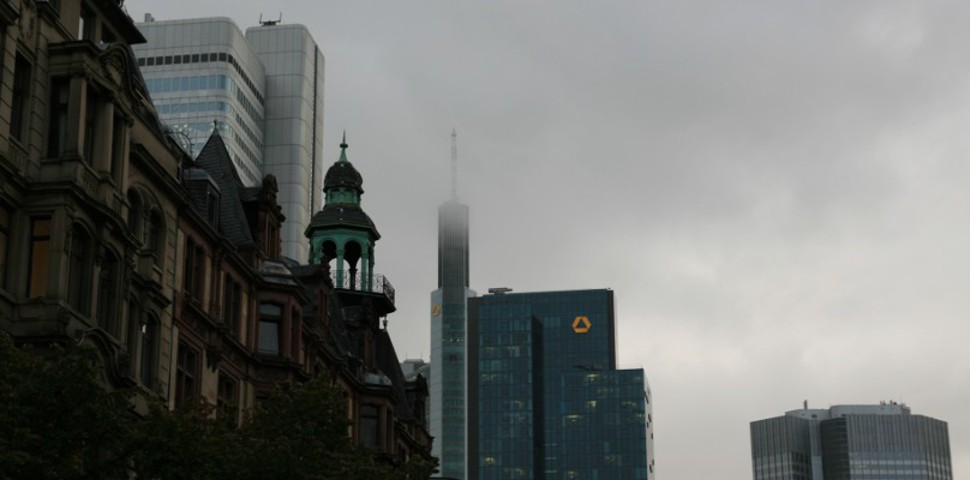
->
[79,4,95,41]
[11,54,31,143]
[147,210,164,263]
[290,307,301,360]
[126,190,142,240]
[183,238,205,300]
[205,188,219,226]
[83,88,97,164]
[110,114,124,180]
[96,251,119,335]
[140,316,158,388]
[48,77,70,156]
[0,206,9,290]
[360,405,380,449]
[223,275,241,334]
[175,342,199,407]
[67,225,92,314]
[127,297,140,366]
[217,374,237,413]
[258,303,282,355]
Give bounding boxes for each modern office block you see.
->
[467,289,653,480]
[133,16,324,262]
[751,403,953,480]
[246,23,325,265]
[431,198,474,479]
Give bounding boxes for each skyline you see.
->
[126,2,970,478]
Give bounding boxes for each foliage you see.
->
[0,331,437,479]
[0,332,132,479]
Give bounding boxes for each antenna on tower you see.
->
[451,128,458,200]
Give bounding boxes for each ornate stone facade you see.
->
[0,0,430,468]
[0,0,181,398]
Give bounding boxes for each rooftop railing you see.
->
[330,271,395,306]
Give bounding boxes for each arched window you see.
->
[67,224,92,314]
[97,250,120,335]
[140,315,159,388]
[127,190,142,240]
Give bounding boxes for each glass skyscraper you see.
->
[467,289,653,480]
[750,403,953,480]
[133,16,325,263]
[431,198,474,479]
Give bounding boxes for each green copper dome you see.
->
[323,134,363,194]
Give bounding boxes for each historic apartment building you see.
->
[0,0,183,396]
[0,0,429,466]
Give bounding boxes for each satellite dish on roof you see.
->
[258,13,283,26]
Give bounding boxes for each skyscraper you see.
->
[467,289,654,480]
[133,15,324,262]
[430,130,474,479]
[750,403,953,480]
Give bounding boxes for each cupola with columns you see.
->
[306,134,395,315]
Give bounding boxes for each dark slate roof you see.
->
[326,293,355,361]
[241,186,261,202]
[307,204,380,239]
[289,263,324,277]
[375,330,416,421]
[257,260,299,286]
[193,128,255,247]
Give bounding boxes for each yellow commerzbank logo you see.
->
[572,316,591,334]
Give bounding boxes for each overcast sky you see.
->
[128,1,969,477]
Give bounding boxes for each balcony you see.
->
[330,270,396,314]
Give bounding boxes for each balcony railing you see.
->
[330,271,395,306]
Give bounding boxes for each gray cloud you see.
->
[128,1,970,477]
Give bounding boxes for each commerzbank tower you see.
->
[430,130,474,479]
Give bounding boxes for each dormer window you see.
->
[206,187,220,227]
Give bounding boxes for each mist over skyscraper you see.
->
[430,130,475,479]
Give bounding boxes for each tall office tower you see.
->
[467,289,654,480]
[133,16,324,262]
[430,130,474,479]
[750,403,953,480]
[246,23,325,265]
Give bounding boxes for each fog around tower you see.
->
[128,1,970,477]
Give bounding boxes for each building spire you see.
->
[339,131,349,163]
[451,128,458,201]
